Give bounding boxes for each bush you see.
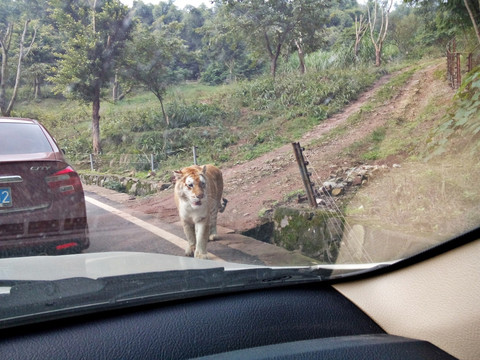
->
[201,63,229,85]
[103,180,127,193]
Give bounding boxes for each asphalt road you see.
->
[84,191,189,257]
[82,188,317,267]
[83,190,270,265]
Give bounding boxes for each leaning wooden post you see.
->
[292,142,317,208]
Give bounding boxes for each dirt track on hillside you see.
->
[123,61,452,233]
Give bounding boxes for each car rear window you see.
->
[0,123,54,155]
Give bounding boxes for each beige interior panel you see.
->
[334,239,480,360]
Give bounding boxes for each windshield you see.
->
[0,0,479,326]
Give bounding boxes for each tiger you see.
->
[173,164,227,259]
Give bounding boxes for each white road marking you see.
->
[85,196,225,262]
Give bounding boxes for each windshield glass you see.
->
[0,0,479,325]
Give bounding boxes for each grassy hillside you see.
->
[13,64,390,180]
[12,58,480,239]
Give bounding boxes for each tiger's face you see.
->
[174,166,207,209]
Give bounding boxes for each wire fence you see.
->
[446,38,480,89]
[69,147,199,173]
[69,153,158,173]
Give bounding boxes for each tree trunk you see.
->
[225,60,235,83]
[368,0,392,68]
[1,21,36,116]
[463,0,480,46]
[112,72,119,102]
[92,86,102,154]
[295,38,306,74]
[159,96,169,126]
[34,76,41,99]
[375,45,382,67]
[0,24,12,116]
[264,31,282,79]
[270,42,282,79]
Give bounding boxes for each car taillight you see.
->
[45,166,82,195]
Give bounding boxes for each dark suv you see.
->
[0,118,89,256]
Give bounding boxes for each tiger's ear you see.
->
[173,170,183,181]
[202,165,207,174]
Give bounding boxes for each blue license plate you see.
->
[0,187,12,207]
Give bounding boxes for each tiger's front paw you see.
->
[185,245,195,257]
[194,250,209,260]
[209,234,219,241]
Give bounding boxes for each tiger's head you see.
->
[174,165,207,209]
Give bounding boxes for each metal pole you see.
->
[150,154,154,171]
[292,142,317,208]
[193,146,198,165]
[89,154,94,171]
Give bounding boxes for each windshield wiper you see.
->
[108,266,333,303]
[0,266,332,329]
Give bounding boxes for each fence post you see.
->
[150,154,154,171]
[89,154,94,171]
[456,53,461,89]
[193,146,198,165]
[446,51,451,86]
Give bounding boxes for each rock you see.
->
[158,183,171,191]
[352,175,364,186]
[128,182,137,196]
[332,188,344,196]
[322,181,336,190]
[316,198,326,206]
[297,195,308,203]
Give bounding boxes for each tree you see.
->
[50,0,133,154]
[0,19,37,116]
[367,0,393,66]
[122,22,187,125]
[389,5,422,58]
[403,0,478,47]
[291,1,331,74]
[181,5,209,79]
[221,0,330,78]
[200,6,262,84]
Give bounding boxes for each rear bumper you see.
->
[0,225,89,257]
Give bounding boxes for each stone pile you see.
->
[308,164,391,208]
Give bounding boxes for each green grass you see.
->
[10,59,426,176]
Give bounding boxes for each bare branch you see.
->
[6,20,36,115]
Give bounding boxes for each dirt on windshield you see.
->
[121,61,455,234]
